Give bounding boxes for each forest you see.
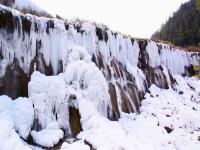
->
[151,0,200,47]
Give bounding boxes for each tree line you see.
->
[151,0,200,47]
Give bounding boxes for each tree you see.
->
[0,0,15,7]
[151,0,200,47]
[197,0,200,11]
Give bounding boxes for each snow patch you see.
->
[31,122,64,148]
[61,140,90,150]
[0,97,32,150]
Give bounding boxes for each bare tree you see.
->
[0,0,15,7]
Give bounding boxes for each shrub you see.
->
[194,59,200,79]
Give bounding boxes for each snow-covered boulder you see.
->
[31,122,64,148]
[0,96,32,150]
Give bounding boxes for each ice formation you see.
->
[0,43,199,149]
[0,4,199,110]
[0,3,200,150]
[0,4,198,79]
[0,96,32,150]
[64,45,111,117]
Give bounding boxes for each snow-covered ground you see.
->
[58,76,200,150]
[31,122,63,148]
[72,76,200,150]
[0,45,200,150]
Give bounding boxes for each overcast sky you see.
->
[33,0,189,38]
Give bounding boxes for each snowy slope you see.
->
[76,76,200,150]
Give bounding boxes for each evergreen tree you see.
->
[197,0,200,11]
[151,0,200,47]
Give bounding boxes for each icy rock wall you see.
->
[28,45,112,139]
[0,5,199,120]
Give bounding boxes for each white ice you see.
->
[31,122,64,148]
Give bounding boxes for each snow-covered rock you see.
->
[64,59,111,117]
[28,46,112,136]
[31,122,64,148]
[10,97,34,139]
[28,71,69,131]
[0,96,34,140]
[61,140,90,150]
[0,96,32,150]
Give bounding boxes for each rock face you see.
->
[0,5,199,122]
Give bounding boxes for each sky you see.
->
[33,0,189,39]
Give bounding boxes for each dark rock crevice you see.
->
[117,82,134,113]
[96,27,108,42]
[0,9,15,33]
[46,19,54,34]
[68,94,83,138]
[0,58,29,99]
[84,140,96,150]
[185,65,196,76]
[69,106,82,138]
[143,65,169,89]
[29,53,54,76]
[21,15,32,34]
[137,40,149,69]
[108,83,120,121]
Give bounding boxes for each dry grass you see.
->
[15,7,53,18]
[151,39,200,52]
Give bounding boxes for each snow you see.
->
[10,97,34,139]
[29,71,69,130]
[64,60,111,117]
[78,99,131,150]
[76,76,200,150]
[0,96,32,150]
[61,140,90,150]
[64,45,91,66]
[63,45,111,117]
[28,45,111,135]
[137,79,200,149]
[31,122,64,148]
[0,96,34,140]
